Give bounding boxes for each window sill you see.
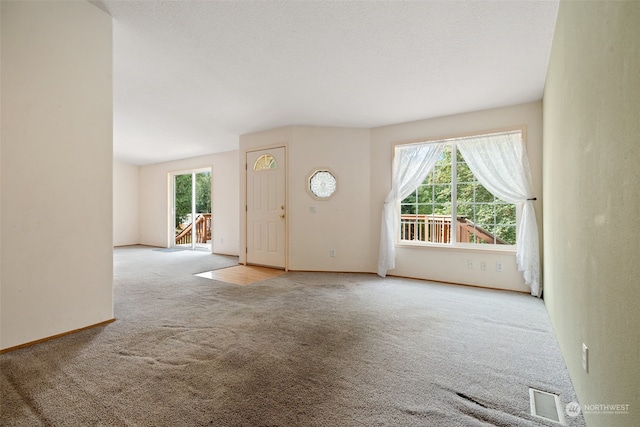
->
[396,240,516,254]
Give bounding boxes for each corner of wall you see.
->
[113,160,141,247]
[1,0,114,349]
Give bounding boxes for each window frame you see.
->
[394,126,526,252]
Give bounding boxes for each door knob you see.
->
[279,213,285,219]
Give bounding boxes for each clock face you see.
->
[309,170,337,199]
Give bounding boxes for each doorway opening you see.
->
[172,168,212,251]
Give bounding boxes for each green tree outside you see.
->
[174,172,211,230]
[195,172,211,214]
[401,146,516,244]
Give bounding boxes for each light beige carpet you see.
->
[0,246,585,426]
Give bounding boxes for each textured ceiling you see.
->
[91,0,559,165]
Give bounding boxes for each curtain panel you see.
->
[377,143,445,277]
[457,132,541,296]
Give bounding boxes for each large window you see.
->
[380,128,539,295]
[399,137,518,246]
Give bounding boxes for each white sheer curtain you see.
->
[457,132,541,296]
[378,142,445,277]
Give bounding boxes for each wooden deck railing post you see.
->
[174,213,212,245]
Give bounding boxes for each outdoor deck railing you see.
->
[175,213,211,245]
[400,214,507,244]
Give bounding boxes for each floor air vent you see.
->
[529,388,565,425]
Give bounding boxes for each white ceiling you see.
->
[91,0,559,166]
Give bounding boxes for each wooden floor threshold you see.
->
[195,265,286,285]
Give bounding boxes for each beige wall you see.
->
[239,126,373,272]
[113,161,140,246]
[370,102,543,292]
[138,151,240,256]
[543,2,640,425]
[0,1,113,349]
[289,127,372,272]
[240,104,542,293]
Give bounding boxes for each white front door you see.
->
[246,147,286,268]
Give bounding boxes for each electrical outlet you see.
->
[467,259,475,269]
[582,343,589,373]
[480,261,487,271]
[496,261,503,272]
[330,249,336,257]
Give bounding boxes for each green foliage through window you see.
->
[175,174,192,229]
[175,172,211,229]
[400,144,516,245]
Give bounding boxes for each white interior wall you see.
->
[0,1,113,350]
[138,151,240,256]
[113,160,140,246]
[369,102,543,292]
[239,126,373,272]
[239,109,541,292]
[289,126,372,272]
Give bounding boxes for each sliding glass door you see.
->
[173,169,211,250]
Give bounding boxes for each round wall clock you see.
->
[308,169,337,200]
